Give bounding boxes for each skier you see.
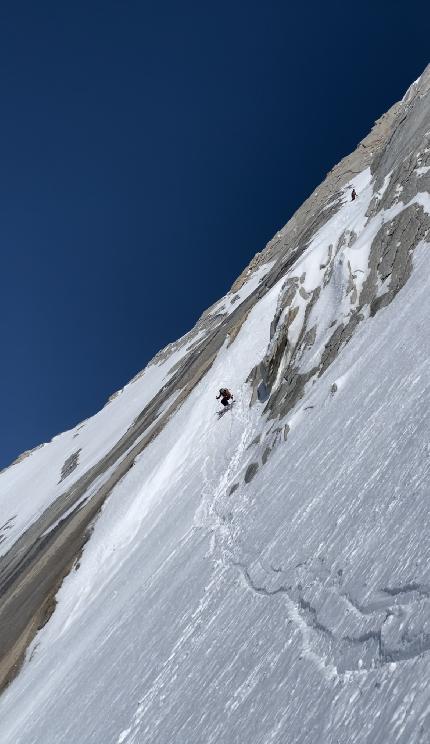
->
[216,387,234,408]
[351,188,357,201]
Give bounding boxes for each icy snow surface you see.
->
[0,331,205,556]
[1,219,430,742]
[2,63,430,740]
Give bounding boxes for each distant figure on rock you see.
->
[351,188,357,201]
[216,388,234,407]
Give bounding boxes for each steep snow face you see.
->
[0,257,275,559]
[1,67,430,743]
[0,331,205,556]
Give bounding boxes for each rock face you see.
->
[0,67,430,744]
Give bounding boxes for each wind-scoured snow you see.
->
[0,330,206,555]
[0,177,429,742]
[1,65,430,744]
[0,234,429,744]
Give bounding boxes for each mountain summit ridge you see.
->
[1,65,430,743]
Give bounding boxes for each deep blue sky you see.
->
[0,1,428,468]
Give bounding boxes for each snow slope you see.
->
[1,65,430,743]
[0,257,276,558]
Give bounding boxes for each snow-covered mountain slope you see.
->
[1,65,430,743]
